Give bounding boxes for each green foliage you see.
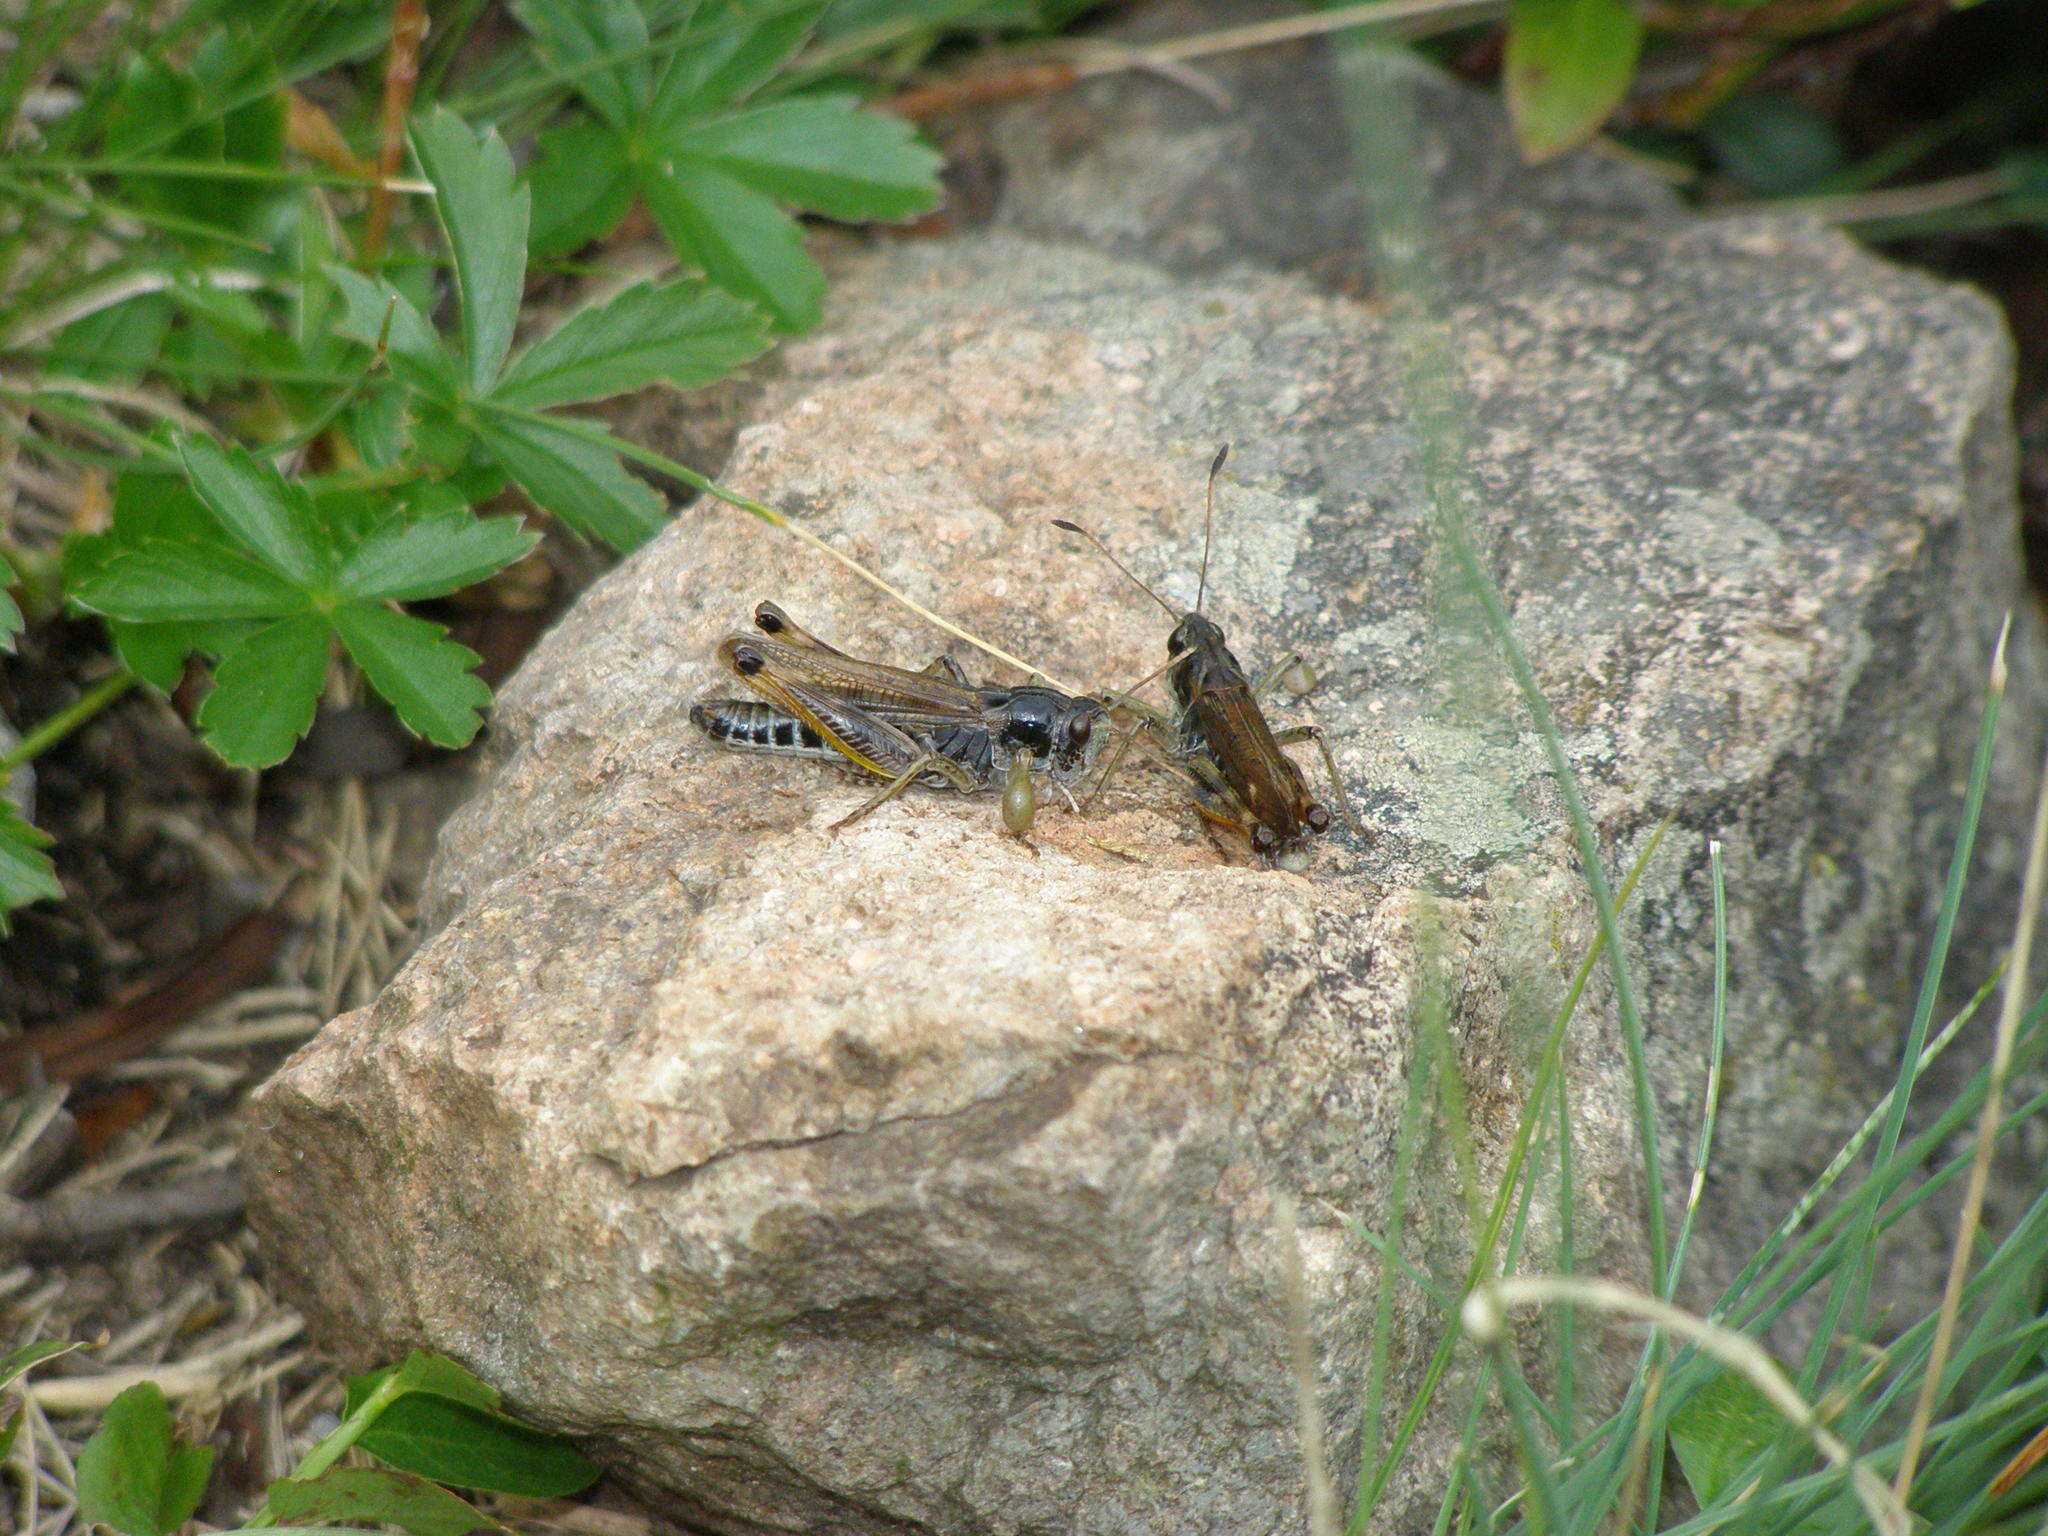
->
[0,806,63,938]
[1502,0,1643,162]
[48,1347,595,1535]
[68,439,535,765]
[326,107,772,550]
[1701,94,1847,197]
[74,1382,215,1536]
[263,1468,503,1536]
[517,0,943,330]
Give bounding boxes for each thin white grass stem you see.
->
[1275,1193,1340,1536]
[1465,1277,1910,1536]
[1064,0,1507,74]
[1892,723,2048,1499]
[29,1314,304,1413]
[4,267,265,349]
[1668,840,1729,1299]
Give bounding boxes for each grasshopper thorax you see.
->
[980,686,1105,784]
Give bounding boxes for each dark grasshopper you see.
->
[690,601,1106,837]
[1056,446,1359,871]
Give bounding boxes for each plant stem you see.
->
[0,672,136,777]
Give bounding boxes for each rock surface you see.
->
[245,45,2036,1536]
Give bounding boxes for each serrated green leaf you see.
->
[264,1467,498,1536]
[493,281,769,408]
[332,604,493,749]
[0,807,62,936]
[354,1394,602,1498]
[412,107,532,393]
[1502,0,1643,162]
[527,120,639,260]
[472,408,666,550]
[325,266,457,395]
[641,157,822,331]
[339,511,537,602]
[180,437,331,586]
[511,0,651,130]
[71,542,310,622]
[107,618,256,689]
[681,96,942,222]
[74,1381,216,1536]
[195,614,333,768]
[345,1353,501,1419]
[650,0,827,123]
[0,551,22,654]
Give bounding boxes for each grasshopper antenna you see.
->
[1052,518,1180,619]
[1196,443,1228,615]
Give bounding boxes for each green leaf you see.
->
[472,408,666,550]
[0,1340,80,1392]
[74,1381,215,1536]
[650,0,827,123]
[325,266,458,396]
[682,96,942,222]
[108,619,258,689]
[493,280,769,408]
[180,437,330,586]
[338,511,538,602]
[263,1467,499,1536]
[346,1353,500,1419]
[71,542,310,623]
[0,551,22,654]
[43,293,173,382]
[526,120,638,260]
[411,107,532,393]
[195,614,333,768]
[332,604,493,749]
[1669,1370,1784,1506]
[1502,0,1643,162]
[641,157,822,331]
[0,808,63,937]
[1700,94,1846,198]
[510,0,651,130]
[354,1394,602,1498]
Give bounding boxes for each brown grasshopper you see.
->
[1055,446,1360,871]
[690,602,1106,838]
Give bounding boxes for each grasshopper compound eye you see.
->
[1306,805,1331,833]
[732,645,765,676]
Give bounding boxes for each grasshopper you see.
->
[690,602,1106,838]
[1055,446,1360,871]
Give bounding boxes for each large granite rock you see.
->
[243,47,2035,1536]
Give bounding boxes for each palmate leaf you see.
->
[641,157,823,331]
[332,603,493,749]
[74,1382,215,1536]
[681,95,943,222]
[648,0,827,124]
[493,280,769,408]
[510,0,652,130]
[411,107,530,393]
[195,613,333,768]
[472,407,666,550]
[0,807,63,936]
